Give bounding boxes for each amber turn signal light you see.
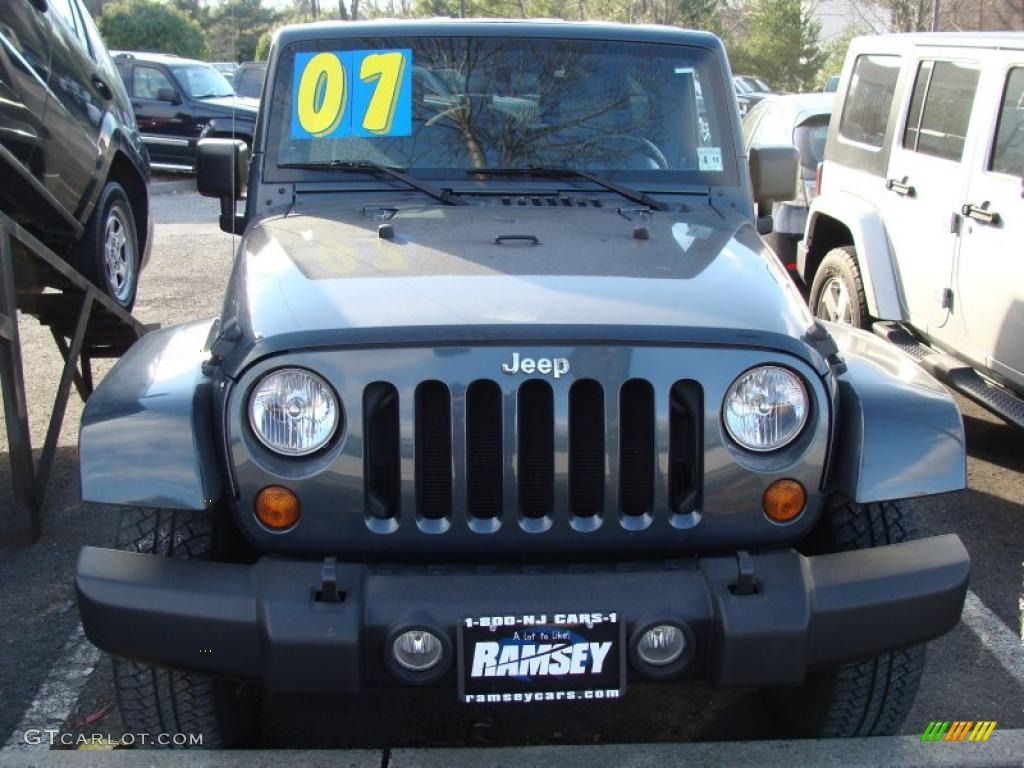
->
[763,479,805,523]
[255,486,300,529]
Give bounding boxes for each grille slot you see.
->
[415,381,452,521]
[569,379,604,518]
[619,379,655,517]
[669,380,702,514]
[466,380,503,520]
[363,382,400,523]
[517,380,554,520]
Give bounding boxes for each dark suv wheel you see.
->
[74,182,140,310]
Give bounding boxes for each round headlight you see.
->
[723,366,808,452]
[249,368,339,456]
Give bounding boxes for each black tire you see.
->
[762,498,926,737]
[808,245,870,329]
[74,182,139,310]
[111,508,261,748]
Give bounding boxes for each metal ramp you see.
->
[0,210,150,544]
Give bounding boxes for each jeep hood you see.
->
[220,199,822,374]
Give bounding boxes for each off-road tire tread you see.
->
[764,498,927,738]
[810,245,870,330]
[111,509,255,748]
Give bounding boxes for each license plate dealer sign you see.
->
[458,612,624,704]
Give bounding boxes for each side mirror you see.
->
[197,138,248,235]
[749,144,799,211]
[156,87,180,104]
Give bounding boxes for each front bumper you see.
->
[76,535,969,694]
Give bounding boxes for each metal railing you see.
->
[0,210,148,544]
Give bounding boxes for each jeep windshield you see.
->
[265,36,737,186]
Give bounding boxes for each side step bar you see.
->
[873,321,1024,429]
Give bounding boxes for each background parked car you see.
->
[742,92,833,267]
[733,74,774,116]
[822,75,840,92]
[801,32,1024,428]
[111,51,258,171]
[233,61,267,100]
[0,0,151,309]
[212,61,238,77]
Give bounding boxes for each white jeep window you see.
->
[902,60,979,162]
[838,55,900,148]
[990,67,1024,177]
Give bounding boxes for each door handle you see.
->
[961,202,1000,225]
[885,177,915,196]
[91,75,112,100]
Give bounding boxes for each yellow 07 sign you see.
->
[291,49,412,139]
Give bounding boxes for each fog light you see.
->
[636,624,686,666]
[393,630,443,672]
[763,479,806,522]
[255,485,300,529]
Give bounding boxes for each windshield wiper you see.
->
[194,92,233,99]
[468,166,668,212]
[279,161,467,206]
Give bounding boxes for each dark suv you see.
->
[112,51,259,171]
[76,20,969,748]
[0,0,151,308]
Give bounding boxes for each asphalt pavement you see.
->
[0,183,1021,762]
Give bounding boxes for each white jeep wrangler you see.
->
[800,32,1024,428]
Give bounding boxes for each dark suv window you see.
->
[991,67,1024,176]
[133,66,175,100]
[902,60,980,162]
[839,55,900,148]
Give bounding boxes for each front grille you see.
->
[362,377,702,534]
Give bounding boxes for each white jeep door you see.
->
[953,61,1024,386]
[883,54,984,335]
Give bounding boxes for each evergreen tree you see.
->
[728,0,826,92]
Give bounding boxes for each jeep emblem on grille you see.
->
[501,352,570,378]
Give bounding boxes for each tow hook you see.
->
[731,550,758,595]
[316,556,344,603]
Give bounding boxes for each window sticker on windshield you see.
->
[697,146,723,172]
[291,49,412,139]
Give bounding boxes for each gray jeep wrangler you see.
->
[75,20,970,747]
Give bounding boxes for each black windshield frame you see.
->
[262,35,739,189]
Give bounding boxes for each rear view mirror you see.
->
[197,138,249,234]
[749,144,799,211]
[156,87,180,104]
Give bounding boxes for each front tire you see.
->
[809,246,870,329]
[111,508,261,748]
[762,498,927,737]
[74,182,139,310]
